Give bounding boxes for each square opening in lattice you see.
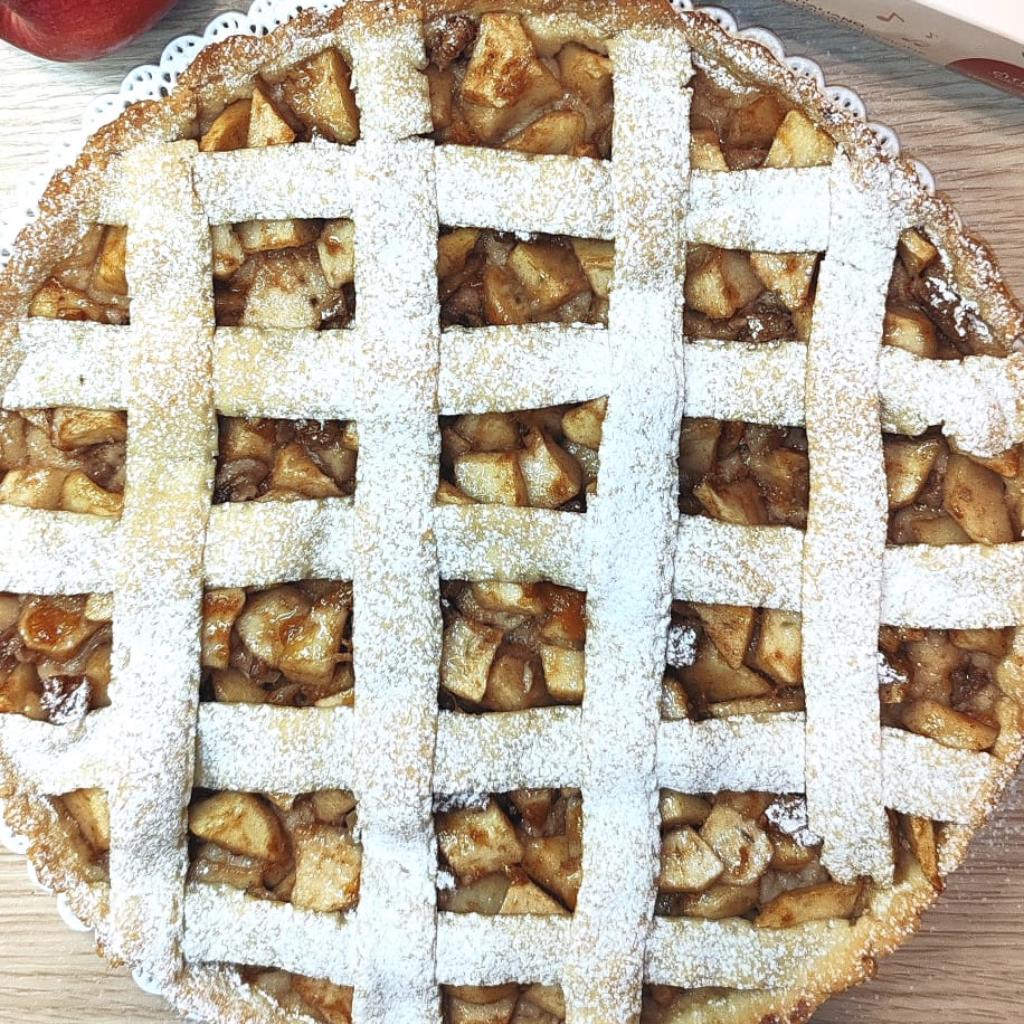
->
[679,418,808,527]
[439,228,611,328]
[214,416,357,504]
[0,408,126,518]
[878,625,1007,755]
[189,788,361,912]
[665,602,802,722]
[691,73,835,174]
[0,593,111,724]
[245,968,354,1021]
[213,217,356,330]
[884,430,1022,546]
[200,581,354,708]
[441,580,586,712]
[437,790,582,914]
[654,790,874,926]
[684,246,822,345]
[28,224,130,326]
[442,983,567,1023]
[197,49,360,152]
[426,12,612,158]
[52,788,110,885]
[440,403,602,511]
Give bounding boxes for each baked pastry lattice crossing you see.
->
[0,9,1021,1022]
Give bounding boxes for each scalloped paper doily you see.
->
[0,0,935,270]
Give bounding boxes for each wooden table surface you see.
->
[0,1,1022,1021]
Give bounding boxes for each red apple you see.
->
[0,0,179,62]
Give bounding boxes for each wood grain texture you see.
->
[0,1,1022,1021]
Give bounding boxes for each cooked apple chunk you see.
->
[91,226,128,295]
[59,471,121,517]
[454,451,527,506]
[499,876,568,915]
[884,307,938,358]
[884,437,942,509]
[690,604,754,671]
[659,827,724,893]
[317,219,356,288]
[699,805,772,886]
[269,443,343,499]
[751,609,802,686]
[459,14,561,140]
[437,799,524,882]
[901,698,998,752]
[942,453,1013,544]
[441,615,505,703]
[899,228,939,276]
[241,250,333,329]
[756,880,863,928]
[282,49,360,144]
[60,788,110,853]
[291,822,362,912]
[247,84,296,147]
[749,252,818,311]
[200,98,252,152]
[50,408,127,451]
[506,109,587,155]
[236,218,319,254]
[518,428,583,508]
[686,248,764,320]
[766,110,836,169]
[189,792,287,862]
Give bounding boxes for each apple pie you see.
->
[1,1,1023,1023]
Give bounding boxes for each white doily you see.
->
[0,0,935,270]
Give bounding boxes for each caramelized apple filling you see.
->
[436,790,582,914]
[244,969,354,1023]
[887,227,1010,358]
[427,12,612,157]
[0,408,125,517]
[53,788,110,883]
[214,416,357,503]
[442,984,567,1024]
[885,431,1023,545]
[0,593,112,723]
[439,228,611,328]
[439,404,601,510]
[668,603,1013,751]
[655,790,876,928]
[189,789,361,911]
[879,627,1009,753]
[679,419,809,527]
[200,582,354,707]
[691,72,833,173]
[665,603,803,721]
[213,219,356,329]
[198,49,360,150]
[29,225,130,326]
[441,581,585,711]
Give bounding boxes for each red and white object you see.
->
[780,1,1024,98]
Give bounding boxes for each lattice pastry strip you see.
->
[107,141,216,975]
[800,156,902,884]
[562,27,691,1022]
[11,316,1024,461]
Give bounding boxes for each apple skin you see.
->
[0,0,179,62]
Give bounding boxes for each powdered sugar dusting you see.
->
[107,141,216,981]
[562,26,692,1023]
